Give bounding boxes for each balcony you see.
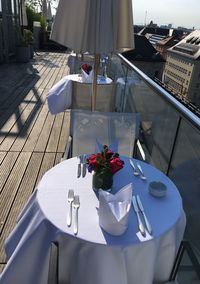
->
[0,51,199,276]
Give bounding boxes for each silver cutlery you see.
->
[129,159,139,176]
[136,163,147,180]
[73,195,80,235]
[132,196,145,237]
[136,195,152,235]
[67,189,74,227]
[82,154,87,178]
[77,156,82,178]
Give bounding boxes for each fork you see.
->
[67,189,74,227]
[73,195,80,235]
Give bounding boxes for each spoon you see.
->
[129,159,139,176]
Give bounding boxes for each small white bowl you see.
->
[149,181,167,197]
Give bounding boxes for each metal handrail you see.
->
[117,53,200,130]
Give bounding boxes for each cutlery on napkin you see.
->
[136,195,152,235]
[73,195,80,235]
[98,183,132,236]
[67,189,74,227]
[132,196,146,237]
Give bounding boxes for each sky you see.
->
[132,0,200,29]
[0,0,199,30]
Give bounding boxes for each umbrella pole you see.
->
[92,54,100,111]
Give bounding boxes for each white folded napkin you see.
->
[81,69,93,83]
[98,183,132,236]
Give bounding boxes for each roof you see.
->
[156,36,174,46]
[122,34,164,62]
[148,34,166,45]
[138,27,186,38]
[168,30,200,60]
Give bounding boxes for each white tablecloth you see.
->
[47,74,112,114]
[0,157,186,284]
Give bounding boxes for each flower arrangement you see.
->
[82,63,92,75]
[87,145,124,191]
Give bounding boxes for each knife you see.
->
[132,196,145,236]
[82,154,87,178]
[77,156,82,178]
[136,195,152,235]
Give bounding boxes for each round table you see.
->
[1,157,186,284]
[47,74,113,114]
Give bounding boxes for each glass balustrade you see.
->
[108,53,200,255]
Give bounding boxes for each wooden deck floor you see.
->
[0,51,70,271]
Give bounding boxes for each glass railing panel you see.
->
[123,68,180,173]
[108,54,200,254]
[168,119,200,252]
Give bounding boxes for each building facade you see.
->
[163,30,200,107]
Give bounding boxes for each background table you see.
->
[0,157,186,284]
[47,74,113,114]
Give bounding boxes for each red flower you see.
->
[87,146,124,176]
[110,157,124,175]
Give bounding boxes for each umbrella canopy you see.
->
[50,0,134,110]
[19,0,28,27]
[47,1,52,21]
[42,0,48,18]
[51,0,134,54]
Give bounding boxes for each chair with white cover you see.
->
[62,109,140,160]
[71,81,115,112]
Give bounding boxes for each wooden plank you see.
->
[0,152,32,234]
[22,104,49,152]
[0,152,43,262]
[34,112,55,152]
[0,52,64,134]
[38,53,66,90]
[57,111,70,153]
[54,152,63,165]
[9,101,45,152]
[0,152,20,193]
[0,79,42,144]
[0,102,41,151]
[46,112,64,153]
[35,152,56,186]
[0,152,6,164]
[0,52,71,267]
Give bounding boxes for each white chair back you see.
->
[70,110,140,157]
[72,82,115,112]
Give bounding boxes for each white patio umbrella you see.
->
[47,1,52,21]
[50,0,134,111]
[42,0,48,18]
[19,0,28,27]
